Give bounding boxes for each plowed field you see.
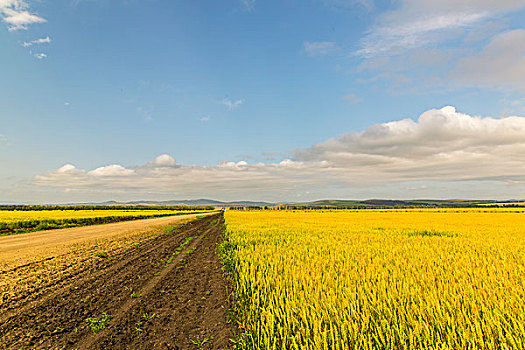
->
[0,213,234,349]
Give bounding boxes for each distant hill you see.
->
[3,198,524,209]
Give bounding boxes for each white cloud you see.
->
[0,134,7,142]
[200,116,211,122]
[31,107,525,200]
[218,160,249,169]
[88,165,135,177]
[240,0,256,11]
[357,0,525,57]
[64,102,71,106]
[295,106,525,182]
[147,154,177,168]
[56,164,85,175]
[453,30,525,91]
[277,159,306,169]
[343,94,363,104]
[22,36,51,47]
[33,52,47,59]
[304,41,336,56]
[0,0,46,31]
[221,98,243,111]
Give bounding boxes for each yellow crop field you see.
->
[223,210,525,349]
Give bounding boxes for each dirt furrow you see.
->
[75,220,215,349]
[0,214,234,350]
[0,216,201,322]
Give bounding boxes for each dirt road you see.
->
[0,212,212,269]
[0,213,235,349]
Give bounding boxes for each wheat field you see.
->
[223,210,525,349]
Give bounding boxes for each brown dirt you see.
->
[0,213,211,270]
[0,213,236,349]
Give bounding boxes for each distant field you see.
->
[223,209,525,349]
[0,209,212,235]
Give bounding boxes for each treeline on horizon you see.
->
[0,205,216,211]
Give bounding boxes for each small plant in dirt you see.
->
[186,247,197,255]
[85,312,112,334]
[161,256,174,267]
[142,313,158,322]
[93,251,108,258]
[130,291,142,298]
[190,335,211,349]
[179,236,195,250]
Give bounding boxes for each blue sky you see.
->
[1,0,525,203]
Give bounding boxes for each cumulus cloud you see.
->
[56,164,84,175]
[0,0,46,31]
[295,106,525,182]
[453,30,525,91]
[221,98,243,111]
[304,41,336,56]
[31,108,525,199]
[147,154,177,168]
[34,155,298,199]
[357,0,525,57]
[34,164,86,183]
[22,36,50,47]
[88,165,135,177]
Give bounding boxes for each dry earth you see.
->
[0,213,211,269]
[0,213,236,349]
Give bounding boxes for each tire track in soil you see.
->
[0,214,235,349]
[0,216,201,323]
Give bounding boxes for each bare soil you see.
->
[0,213,209,269]
[0,213,235,349]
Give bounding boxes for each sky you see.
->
[1,0,525,203]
